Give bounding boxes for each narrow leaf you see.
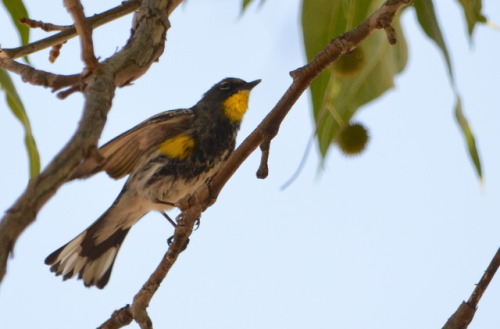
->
[242,0,253,10]
[415,1,482,180]
[0,70,40,177]
[1,0,30,46]
[414,0,454,81]
[302,0,408,157]
[242,0,264,12]
[456,0,487,38]
[454,96,482,179]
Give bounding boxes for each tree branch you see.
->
[49,42,65,63]
[97,0,411,328]
[442,247,500,329]
[0,52,80,91]
[64,0,98,70]
[206,0,411,210]
[97,213,193,329]
[2,0,141,60]
[20,18,71,32]
[0,0,183,284]
[256,139,270,179]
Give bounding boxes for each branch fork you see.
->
[0,0,183,284]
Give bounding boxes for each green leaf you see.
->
[242,0,253,10]
[454,96,482,179]
[302,0,408,157]
[241,0,264,12]
[414,0,454,81]
[415,1,483,179]
[0,69,40,178]
[1,0,30,46]
[455,0,487,37]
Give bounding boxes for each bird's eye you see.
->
[219,81,230,90]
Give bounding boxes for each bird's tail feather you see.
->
[45,203,146,289]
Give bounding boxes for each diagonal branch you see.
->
[98,218,193,329]
[96,1,412,328]
[442,247,500,329]
[467,248,500,306]
[205,0,411,209]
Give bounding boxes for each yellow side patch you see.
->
[222,90,250,122]
[158,135,195,160]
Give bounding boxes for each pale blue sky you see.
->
[1,1,499,328]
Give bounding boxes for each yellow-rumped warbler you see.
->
[45,78,260,288]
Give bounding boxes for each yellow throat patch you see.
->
[158,134,195,159]
[222,90,250,123]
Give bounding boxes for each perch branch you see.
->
[98,211,194,329]
[97,0,411,328]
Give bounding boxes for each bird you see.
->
[45,77,261,288]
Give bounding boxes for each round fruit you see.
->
[337,122,369,156]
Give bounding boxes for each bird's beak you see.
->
[242,79,261,91]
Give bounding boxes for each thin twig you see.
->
[442,247,500,329]
[468,247,500,306]
[49,42,66,63]
[256,115,280,179]
[57,85,81,99]
[256,139,270,179]
[0,51,81,91]
[64,0,98,69]
[20,18,71,32]
[2,0,141,59]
